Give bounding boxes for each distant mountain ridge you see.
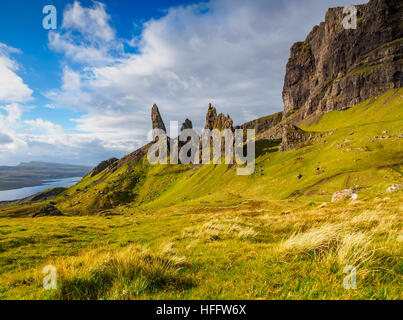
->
[0,161,91,191]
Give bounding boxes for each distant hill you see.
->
[0,161,91,191]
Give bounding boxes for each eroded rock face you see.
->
[181,119,193,131]
[204,103,234,131]
[282,0,402,121]
[151,104,167,139]
[279,124,321,152]
[258,123,285,141]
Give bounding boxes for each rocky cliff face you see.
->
[282,0,402,121]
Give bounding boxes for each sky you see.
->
[0,0,367,166]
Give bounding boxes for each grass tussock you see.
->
[0,191,401,299]
[46,245,192,300]
[276,203,402,288]
[280,224,374,267]
[182,217,259,244]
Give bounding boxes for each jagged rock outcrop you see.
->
[204,103,234,131]
[279,124,322,152]
[257,123,285,141]
[178,119,195,148]
[282,0,402,121]
[151,104,167,139]
[181,119,193,131]
[90,158,118,177]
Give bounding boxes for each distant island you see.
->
[0,161,91,191]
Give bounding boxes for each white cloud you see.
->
[0,43,33,103]
[0,103,28,155]
[62,66,81,91]
[0,45,33,162]
[24,118,64,136]
[48,1,122,65]
[0,103,23,124]
[62,1,115,42]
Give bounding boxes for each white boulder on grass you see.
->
[386,184,402,193]
[331,189,354,202]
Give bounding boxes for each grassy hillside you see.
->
[0,89,402,299]
[35,88,402,214]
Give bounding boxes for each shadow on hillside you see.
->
[255,139,281,157]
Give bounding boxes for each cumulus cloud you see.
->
[0,45,32,162]
[0,43,33,103]
[48,1,122,65]
[0,103,28,156]
[24,118,64,136]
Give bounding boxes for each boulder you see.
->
[331,189,354,202]
[32,205,64,218]
[386,184,402,192]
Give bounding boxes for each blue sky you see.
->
[0,0,366,166]
[0,0,199,131]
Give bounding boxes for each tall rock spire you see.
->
[151,104,167,140]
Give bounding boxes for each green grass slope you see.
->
[0,89,402,300]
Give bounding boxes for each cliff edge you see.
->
[282,0,402,121]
